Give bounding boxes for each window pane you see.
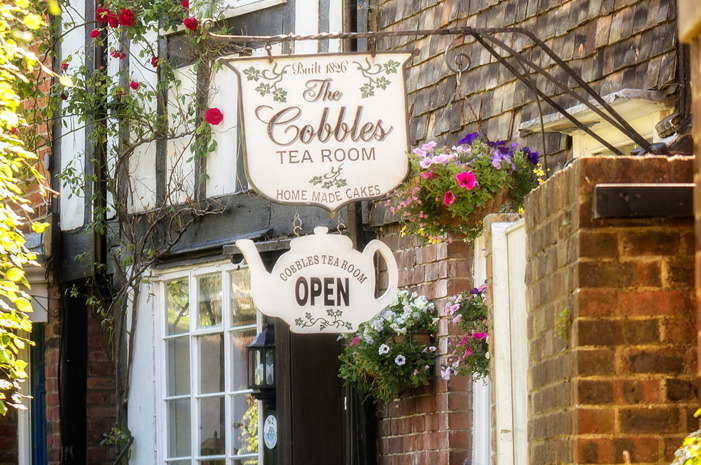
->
[233,457,258,465]
[167,278,190,335]
[167,337,190,396]
[199,333,224,394]
[198,274,222,328]
[231,269,256,327]
[232,329,255,391]
[199,397,226,457]
[232,395,258,458]
[167,399,191,458]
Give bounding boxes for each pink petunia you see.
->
[472,331,487,341]
[457,335,468,346]
[456,171,477,190]
[463,347,473,358]
[443,191,455,206]
[350,336,359,346]
[452,314,463,324]
[420,170,434,180]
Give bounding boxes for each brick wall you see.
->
[525,155,697,465]
[0,407,18,464]
[85,308,117,465]
[677,0,701,381]
[373,0,679,170]
[45,284,61,465]
[370,216,475,465]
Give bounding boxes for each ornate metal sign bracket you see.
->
[203,22,660,158]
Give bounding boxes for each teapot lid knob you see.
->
[314,226,329,235]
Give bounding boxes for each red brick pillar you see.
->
[525,156,697,465]
[678,0,701,382]
[371,205,475,465]
[45,284,61,465]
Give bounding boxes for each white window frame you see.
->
[154,260,263,465]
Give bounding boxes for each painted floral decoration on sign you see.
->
[387,133,544,243]
[338,290,438,403]
[440,284,490,381]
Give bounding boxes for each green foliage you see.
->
[0,0,68,415]
[555,308,571,341]
[387,135,543,243]
[100,426,132,459]
[441,284,490,380]
[338,290,438,403]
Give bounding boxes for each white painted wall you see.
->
[127,279,158,465]
[59,9,86,231]
[207,62,240,196]
[126,29,159,213]
[294,0,319,53]
[166,66,197,205]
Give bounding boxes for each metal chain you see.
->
[293,208,303,237]
[336,211,346,234]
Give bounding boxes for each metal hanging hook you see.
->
[265,42,273,63]
[293,208,303,237]
[444,37,471,75]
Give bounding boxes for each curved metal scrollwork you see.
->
[444,37,471,74]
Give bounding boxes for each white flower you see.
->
[395,354,406,365]
[429,346,436,351]
[365,335,374,344]
[378,344,390,355]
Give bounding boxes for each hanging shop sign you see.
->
[223,52,414,211]
[236,227,398,333]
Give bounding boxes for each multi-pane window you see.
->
[160,264,260,465]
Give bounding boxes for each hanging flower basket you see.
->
[338,290,439,403]
[386,133,543,243]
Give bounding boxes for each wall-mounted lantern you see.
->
[247,323,275,407]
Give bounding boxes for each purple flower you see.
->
[458,132,479,145]
[523,146,539,164]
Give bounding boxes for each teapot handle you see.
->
[362,239,399,309]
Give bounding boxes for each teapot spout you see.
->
[235,239,270,290]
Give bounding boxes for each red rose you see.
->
[95,7,111,22]
[151,56,159,67]
[60,93,68,100]
[9,127,17,134]
[110,50,127,59]
[60,62,68,70]
[205,108,223,125]
[182,0,189,8]
[106,12,119,28]
[118,8,134,26]
[183,17,198,31]
[130,81,139,90]
[90,29,101,38]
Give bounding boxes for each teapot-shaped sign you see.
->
[236,227,398,333]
